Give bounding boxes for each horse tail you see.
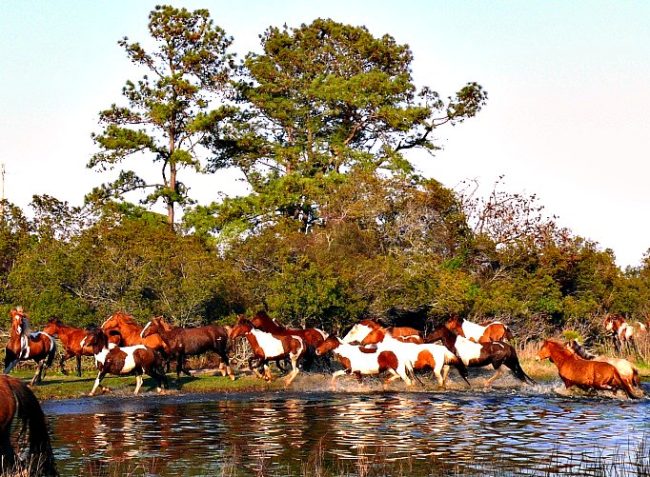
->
[506,350,536,385]
[6,377,58,476]
[45,335,57,369]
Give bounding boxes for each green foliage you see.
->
[88,5,236,225]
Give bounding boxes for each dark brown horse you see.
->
[249,311,329,370]
[229,317,305,386]
[42,318,95,377]
[101,311,170,356]
[82,328,168,396]
[426,325,534,386]
[4,307,57,385]
[140,316,234,380]
[444,315,513,343]
[0,374,58,476]
[537,339,637,399]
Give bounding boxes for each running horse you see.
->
[444,315,513,343]
[4,307,57,385]
[425,325,534,387]
[315,334,412,388]
[603,314,647,353]
[250,311,329,370]
[140,316,234,380]
[42,318,95,377]
[565,339,642,395]
[82,328,168,396]
[0,375,58,476]
[537,339,638,399]
[101,311,170,356]
[229,317,305,387]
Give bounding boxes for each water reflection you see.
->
[43,387,650,476]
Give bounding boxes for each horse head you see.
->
[82,328,110,354]
[603,314,624,334]
[537,339,568,362]
[229,318,253,339]
[9,307,28,337]
[315,335,341,356]
[444,315,464,335]
[341,320,380,344]
[42,318,64,336]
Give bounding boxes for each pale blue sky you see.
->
[1,1,649,267]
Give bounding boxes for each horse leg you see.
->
[3,357,18,374]
[485,366,504,387]
[76,354,83,377]
[176,353,184,379]
[283,354,300,387]
[217,348,235,381]
[89,370,107,396]
[31,360,45,386]
[0,432,16,475]
[133,373,144,395]
[441,365,450,387]
[59,352,71,375]
[264,362,274,381]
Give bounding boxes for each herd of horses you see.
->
[1,306,647,476]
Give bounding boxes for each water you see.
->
[42,381,650,476]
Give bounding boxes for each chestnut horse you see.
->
[42,318,95,377]
[101,311,170,356]
[82,328,168,396]
[140,316,234,380]
[426,326,534,386]
[444,315,513,343]
[249,311,329,370]
[0,375,57,476]
[315,335,412,388]
[603,314,647,353]
[565,339,642,394]
[343,319,423,344]
[4,307,56,385]
[537,339,637,399]
[229,318,304,386]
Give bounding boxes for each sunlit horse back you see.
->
[444,315,513,343]
[0,374,58,476]
[101,311,170,355]
[4,307,56,385]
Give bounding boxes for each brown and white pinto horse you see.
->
[42,318,95,377]
[0,375,58,476]
[565,339,642,394]
[229,317,304,386]
[101,311,170,356]
[603,314,647,352]
[249,311,329,368]
[444,315,513,343]
[342,319,422,344]
[537,339,637,399]
[4,307,56,385]
[361,331,470,387]
[315,335,412,388]
[82,328,168,396]
[140,316,234,380]
[426,326,534,386]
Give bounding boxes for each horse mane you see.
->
[568,339,596,360]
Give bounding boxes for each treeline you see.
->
[1,7,648,341]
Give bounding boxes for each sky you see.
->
[1,1,649,268]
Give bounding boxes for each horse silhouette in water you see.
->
[4,307,56,385]
[0,374,58,476]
